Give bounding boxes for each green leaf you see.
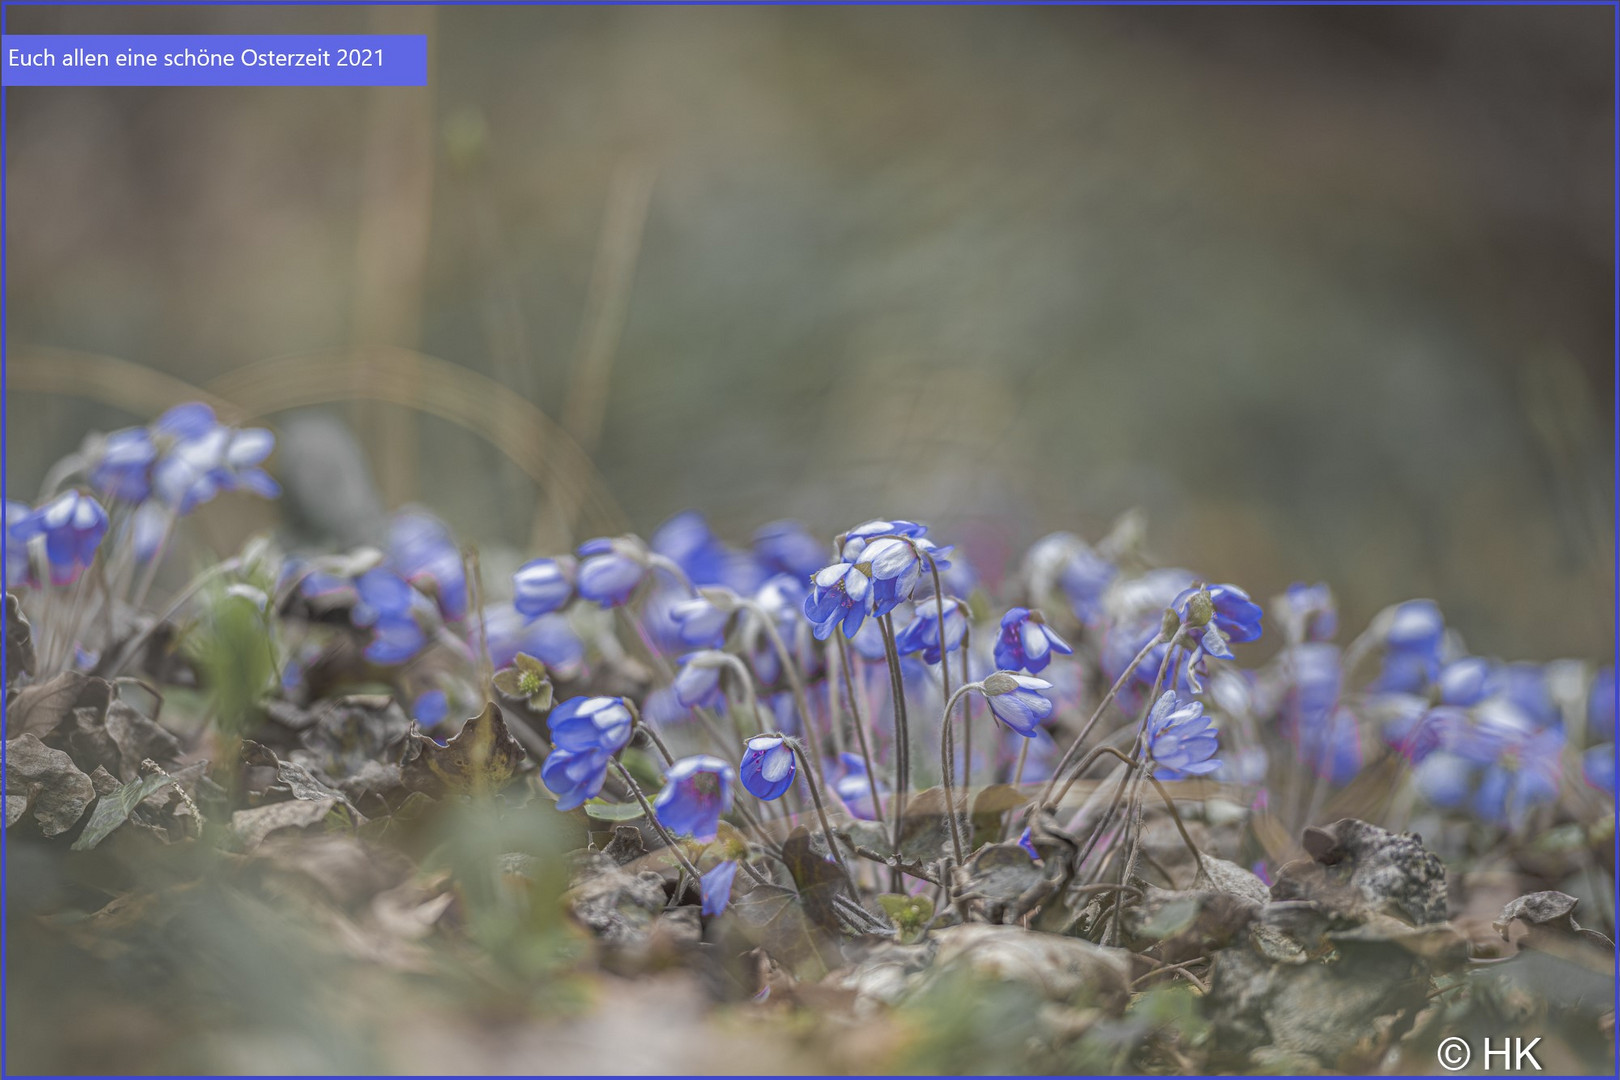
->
[582,799,646,822]
[70,771,175,851]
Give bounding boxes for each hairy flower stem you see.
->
[611,759,704,881]
[836,634,886,833]
[939,683,984,866]
[740,597,815,750]
[464,545,494,688]
[823,636,847,759]
[877,614,911,866]
[957,625,973,790]
[1034,631,1167,817]
[785,736,858,894]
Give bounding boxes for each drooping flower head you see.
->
[482,603,585,678]
[982,671,1055,737]
[654,755,736,840]
[575,537,648,608]
[753,519,827,579]
[701,860,740,917]
[851,534,953,617]
[670,593,731,649]
[1276,582,1337,645]
[1145,690,1222,780]
[838,519,926,562]
[512,556,576,619]
[1173,583,1263,659]
[739,734,797,801]
[895,597,970,665]
[350,567,435,664]
[673,651,729,709]
[548,695,634,755]
[1437,657,1492,707]
[542,746,611,811]
[89,427,158,502]
[1372,599,1445,693]
[993,607,1073,674]
[389,509,467,621]
[804,561,874,640]
[13,491,108,586]
[832,752,886,821]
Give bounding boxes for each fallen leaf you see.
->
[6,670,107,740]
[5,592,35,686]
[4,733,96,836]
[231,797,340,851]
[400,700,526,797]
[70,770,177,851]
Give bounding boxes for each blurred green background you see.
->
[4,5,1613,660]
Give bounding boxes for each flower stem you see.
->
[877,614,911,864]
[836,634,886,831]
[785,735,859,895]
[610,759,704,881]
[939,683,983,866]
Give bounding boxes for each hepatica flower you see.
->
[654,755,736,840]
[1174,583,1263,660]
[512,556,575,619]
[1373,599,1445,693]
[804,561,874,640]
[14,491,108,586]
[673,651,728,709]
[895,597,970,665]
[575,537,648,607]
[542,747,611,812]
[6,500,35,588]
[89,427,158,502]
[1145,690,1222,780]
[482,603,584,678]
[753,519,826,579]
[739,734,797,800]
[993,607,1073,674]
[670,594,730,649]
[982,671,1055,737]
[548,696,634,755]
[833,752,886,820]
[389,509,467,621]
[839,518,926,562]
[350,567,434,664]
[1277,582,1337,645]
[701,860,740,917]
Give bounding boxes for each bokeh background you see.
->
[5,4,1613,663]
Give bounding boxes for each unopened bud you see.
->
[983,672,1020,696]
[1185,589,1215,629]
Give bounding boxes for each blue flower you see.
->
[1017,826,1040,861]
[548,696,634,755]
[1437,658,1492,707]
[1587,667,1613,744]
[512,556,575,619]
[701,860,740,916]
[1583,745,1614,797]
[804,561,874,640]
[1281,643,1362,783]
[982,671,1055,737]
[743,574,810,683]
[351,568,432,664]
[672,652,728,709]
[852,535,953,617]
[1145,690,1222,779]
[895,597,970,665]
[390,510,467,621]
[1372,600,1444,692]
[541,746,611,811]
[5,501,34,588]
[14,491,108,586]
[482,603,585,678]
[654,755,735,840]
[154,401,219,440]
[1059,545,1117,626]
[753,519,826,579]
[993,607,1073,674]
[413,689,450,728]
[1277,582,1336,644]
[1483,663,1557,729]
[1173,583,1264,659]
[575,537,647,607]
[1472,726,1563,828]
[670,595,730,648]
[739,734,797,801]
[151,418,279,514]
[832,752,886,821]
[839,519,926,562]
[89,427,158,502]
